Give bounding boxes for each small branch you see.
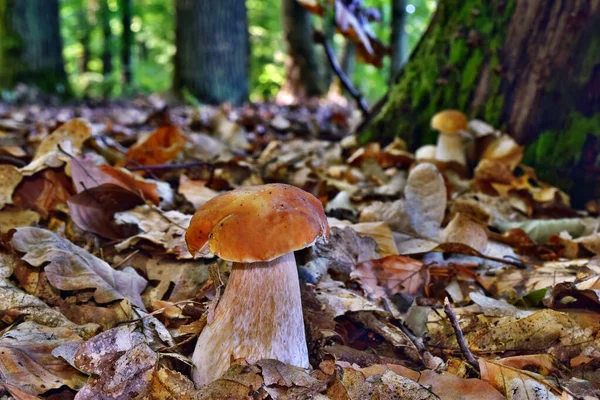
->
[125,161,209,172]
[313,30,369,117]
[443,297,480,374]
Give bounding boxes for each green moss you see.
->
[361,0,518,147]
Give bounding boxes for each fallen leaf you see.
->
[67,183,145,239]
[124,125,186,166]
[442,213,488,252]
[178,174,219,209]
[315,276,384,317]
[11,227,148,309]
[13,169,74,218]
[0,164,22,208]
[0,321,87,396]
[20,119,91,176]
[352,255,427,301]
[0,209,40,233]
[114,205,194,259]
[71,155,166,205]
[405,163,447,240]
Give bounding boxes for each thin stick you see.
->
[443,297,480,374]
[313,30,369,117]
[124,161,209,172]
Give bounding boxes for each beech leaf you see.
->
[11,227,147,309]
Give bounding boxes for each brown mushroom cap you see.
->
[185,184,329,262]
[431,110,468,135]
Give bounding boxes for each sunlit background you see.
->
[59,0,435,101]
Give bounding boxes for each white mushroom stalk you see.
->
[192,252,307,386]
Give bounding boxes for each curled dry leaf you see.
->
[315,276,384,318]
[0,164,22,208]
[13,169,74,218]
[11,227,148,309]
[479,358,564,399]
[20,118,91,176]
[311,226,380,278]
[114,205,194,259]
[0,321,87,396]
[71,155,165,205]
[329,218,399,257]
[124,125,186,166]
[405,163,447,240]
[0,209,40,233]
[68,183,145,239]
[352,255,427,301]
[178,174,219,208]
[481,134,524,171]
[442,213,489,253]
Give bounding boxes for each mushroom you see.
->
[185,183,329,387]
[431,110,469,166]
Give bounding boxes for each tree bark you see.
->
[389,0,408,81]
[120,0,133,85]
[278,0,324,102]
[0,0,68,92]
[100,0,113,76]
[363,0,600,153]
[174,0,249,105]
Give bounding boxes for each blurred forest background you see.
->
[0,0,435,102]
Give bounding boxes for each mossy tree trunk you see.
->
[0,0,68,93]
[173,0,249,105]
[363,0,600,158]
[278,0,324,102]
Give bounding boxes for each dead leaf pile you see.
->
[1,99,599,399]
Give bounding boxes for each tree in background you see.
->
[389,0,408,80]
[0,0,68,93]
[100,0,113,77]
[121,0,133,85]
[278,0,324,103]
[363,0,600,190]
[173,0,249,105]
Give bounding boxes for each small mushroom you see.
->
[431,109,469,166]
[185,183,329,387]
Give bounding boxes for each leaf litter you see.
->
[0,99,599,399]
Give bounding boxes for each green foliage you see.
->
[55,0,433,101]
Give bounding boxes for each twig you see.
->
[313,30,369,117]
[125,161,210,172]
[443,297,480,374]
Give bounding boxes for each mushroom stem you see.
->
[191,252,308,387]
[435,132,466,165]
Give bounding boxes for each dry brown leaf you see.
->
[13,169,74,218]
[123,125,186,166]
[352,255,427,301]
[0,321,87,396]
[481,134,524,171]
[71,155,165,205]
[21,119,91,176]
[114,205,194,259]
[479,358,564,399]
[0,209,40,233]
[67,183,145,239]
[315,276,384,317]
[11,227,148,309]
[0,164,22,208]
[178,174,219,209]
[442,213,489,252]
[405,163,447,240]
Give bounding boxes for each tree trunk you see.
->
[278,0,324,102]
[174,0,249,105]
[363,0,600,156]
[389,0,408,81]
[0,0,67,92]
[100,0,113,76]
[121,0,133,85]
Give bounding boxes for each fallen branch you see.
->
[443,297,480,374]
[313,30,369,117]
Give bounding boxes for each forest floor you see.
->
[0,96,599,399]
